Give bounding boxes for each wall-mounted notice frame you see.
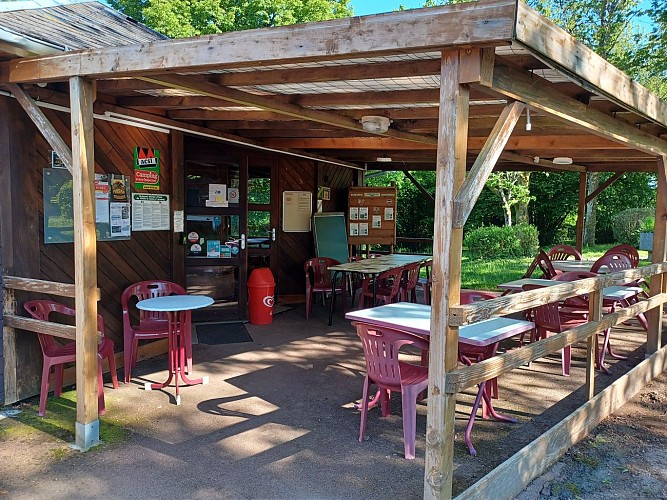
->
[43,169,131,244]
[131,193,170,231]
[347,186,396,248]
[282,191,312,232]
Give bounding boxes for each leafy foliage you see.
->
[108,0,352,38]
[464,224,539,259]
[611,207,654,245]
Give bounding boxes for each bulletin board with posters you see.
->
[347,186,396,251]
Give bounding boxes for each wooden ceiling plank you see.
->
[453,101,525,227]
[138,73,438,145]
[500,152,586,172]
[7,83,73,173]
[516,2,667,129]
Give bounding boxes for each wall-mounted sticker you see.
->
[133,147,160,190]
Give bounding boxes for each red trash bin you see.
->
[248,268,275,325]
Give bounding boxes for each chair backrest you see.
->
[24,299,105,352]
[604,244,639,268]
[400,262,421,291]
[547,244,582,261]
[460,290,498,304]
[304,257,340,291]
[523,249,557,279]
[522,284,560,331]
[552,271,597,309]
[121,280,187,327]
[591,253,632,274]
[353,322,429,387]
[375,267,404,297]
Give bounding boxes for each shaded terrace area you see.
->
[0,302,664,497]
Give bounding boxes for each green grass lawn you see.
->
[460,244,650,291]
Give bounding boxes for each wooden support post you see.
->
[586,290,601,400]
[2,287,17,404]
[648,156,667,354]
[575,172,586,253]
[69,76,100,450]
[170,131,185,285]
[424,49,469,500]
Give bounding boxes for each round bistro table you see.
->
[137,294,213,405]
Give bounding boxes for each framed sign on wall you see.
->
[282,191,312,232]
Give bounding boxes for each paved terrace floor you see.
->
[0,299,663,499]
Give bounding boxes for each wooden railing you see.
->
[450,263,667,499]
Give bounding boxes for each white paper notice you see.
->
[94,174,110,223]
[110,203,130,237]
[349,207,359,220]
[359,207,369,220]
[372,215,382,229]
[173,210,184,232]
[384,207,394,221]
[349,223,359,236]
[359,222,369,236]
[206,183,227,207]
[131,194,170,231]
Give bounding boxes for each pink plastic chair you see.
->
[304,257,346,319]
[357,267,403,309]
[547,244,582,261]
[23,300,118,417]
[121,280,187,383]
[416,259,433,305]
[399,262,421,302]
[353,322,429,459]
[604,244,640,268]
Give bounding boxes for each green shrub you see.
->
[464,225,531,259]
[611,208,653,245]
[513,223,540,257]
[641,216,655,232]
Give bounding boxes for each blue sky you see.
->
[351,0,425,16]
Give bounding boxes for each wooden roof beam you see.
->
[138,73,437,145]
[6,0,516,83]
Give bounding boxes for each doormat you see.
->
[194,322,253,345]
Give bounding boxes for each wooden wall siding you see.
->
[0,98,46,400]
[5,102,173,353]
[320,163,355,214]
[0,249,4,403]
[278,156,317,295]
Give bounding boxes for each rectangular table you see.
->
[327,254,430,325]
[551,260,608,274]
[498,278,644,301]
[346,302,534,455]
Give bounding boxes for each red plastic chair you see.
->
[523,285,588,376]
[353,322,429,459]
[23,300,118,417]
[591,253,633,275]
[121,281,187,383]
[357,267,403,309]
[604,244,640,268]
[399,262,421,302]
[416,259,433,305]
[547,244,582,261]
[304,257,346,320]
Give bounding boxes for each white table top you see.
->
[551,260,608,273]
[328,254,429,274]
[345,302,534,347]
[498,278,643,301]
[137,295,214,312]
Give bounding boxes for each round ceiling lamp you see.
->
[360,115,392,134]
[552,157,573,165]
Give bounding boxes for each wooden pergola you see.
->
[2,0,667,497]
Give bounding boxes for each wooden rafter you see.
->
[584,172,624,203]
[485,64,667,156]
[403,171,435,205]
[500,152,586,172]
[138,73,437,145]
[7,83,73,173]
[6,0,517,83]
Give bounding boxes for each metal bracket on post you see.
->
[73,420,100,451]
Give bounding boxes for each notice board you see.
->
[347,186,396,248]
[283,191,312,232]
[313,212,349,265]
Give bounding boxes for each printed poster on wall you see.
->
[131,193,170,231]
[133,147,160,190]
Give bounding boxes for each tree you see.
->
[108,0,352,38]
[485,172,534,227]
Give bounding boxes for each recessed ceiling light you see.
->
[376,156,392,162]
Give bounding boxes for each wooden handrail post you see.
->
[2,286,18,404]
[586,290,602,400]
[647,155,667,355]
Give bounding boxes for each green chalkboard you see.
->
[313,212,349,264]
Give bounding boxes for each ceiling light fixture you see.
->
[525,108,532,131]
[376,155,392,162]
[360,115,392,134]
[553,157,573,165]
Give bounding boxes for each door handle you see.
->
[271,228,276,241]
[241,234,246,250]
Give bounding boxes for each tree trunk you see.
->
[501,192,512,227]
[513,172,531,224]
[583,172,599,246]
